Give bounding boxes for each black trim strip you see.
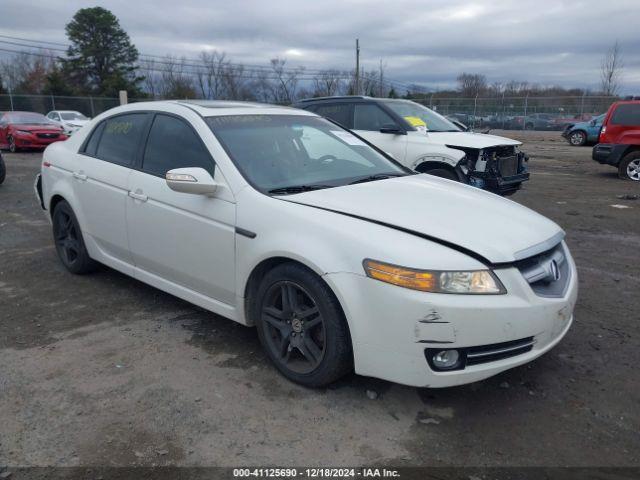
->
[280,199,505,268]
[236,227,257,239]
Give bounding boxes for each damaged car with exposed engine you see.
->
[294,96,530,196]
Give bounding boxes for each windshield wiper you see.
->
[348,173,406,185]
[268,184,333,195]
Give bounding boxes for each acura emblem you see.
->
[549,260,560,282]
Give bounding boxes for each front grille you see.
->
[465,337,535,366]
[514,242,571,298]
[37,133,59,139]
[424,336,535,371]
[498,155,519,177]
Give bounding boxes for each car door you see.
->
[352,103,408,162]
[74,112,151,272]
[126,113,236,305]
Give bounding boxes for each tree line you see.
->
[0,7,625,102]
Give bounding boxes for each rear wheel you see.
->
[253,263,352,387]
[52,200,98,274]
[618,151,640,181]
[568,130,587,146]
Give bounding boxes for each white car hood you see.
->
[425,131,521,149]
[285,175,562,264]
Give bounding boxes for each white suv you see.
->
[35,100,576,388]
[295,97,530,195]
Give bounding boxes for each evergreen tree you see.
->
[62,7,143,96]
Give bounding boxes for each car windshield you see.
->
[380,100,462,132]
[207,114,409,193]
[60,112,88,121]
[6,112,54,125]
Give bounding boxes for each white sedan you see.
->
[35,101,577,388]
[46,110,90,135]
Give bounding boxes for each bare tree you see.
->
[601,41,623,96]
[456,72,487,97]
[0,50,56,94]
[312,69,344,97]
[268,58,305,104]
[139,58,161,98]
[158,56,196,99]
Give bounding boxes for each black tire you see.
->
[0,154,5,185]
[8,135,17,153]
[423,168,458,181]
[52,200,98,274]
[568,130,587,146]
[525,123,535,130]
[618,151,640,181]
[252,262,352,387]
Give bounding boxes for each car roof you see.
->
[117,100,316,118]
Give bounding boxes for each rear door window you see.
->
[353,103,397,131]
[312,103,353,129]
[142,114,215,177]
[611,104,640,126]
[95,113,149,167]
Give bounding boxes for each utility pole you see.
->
[355,39,360,96]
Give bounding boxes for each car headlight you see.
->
[363,259,506,294]
[16,130,33,136]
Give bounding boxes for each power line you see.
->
[0,37,412,92]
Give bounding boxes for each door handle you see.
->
[128,190,148,202]
[72,171,87,181]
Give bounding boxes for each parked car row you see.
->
[35,99,577,388]
[0,110,90,152]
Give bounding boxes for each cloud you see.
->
[1,0,639,93]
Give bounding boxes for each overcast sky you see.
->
[1,0,639,93]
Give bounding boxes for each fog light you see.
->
[433,350,460,369]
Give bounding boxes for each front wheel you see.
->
[52,200,98,274]
[8,135,17,153]
[618,152,640,181]
[253,263,352,387]
[568,130,587,146]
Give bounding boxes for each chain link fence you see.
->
[0,93,125,118]
[1,93,620,131]
[414,95,618,130]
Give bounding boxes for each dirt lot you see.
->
[1,131,639,469]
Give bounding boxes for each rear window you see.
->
[312,103,353,129]
[95,113,149,167]
[610,104,640,126]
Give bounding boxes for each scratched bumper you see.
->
[324,254,577,388]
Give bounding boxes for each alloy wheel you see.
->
[54,209,81,266]
[569,132,585,146]
[8,136,16,153]
[261,281,326,374]
[627,159,640,181]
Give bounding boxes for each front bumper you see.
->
[324,246,577,388]
[13,135,66,149]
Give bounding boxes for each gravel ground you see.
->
[0,131,638,468]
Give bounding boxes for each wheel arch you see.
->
[242,255,351,342]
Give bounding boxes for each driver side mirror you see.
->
[166,167,218,196]
[379,124,406,135]
[589,119,596,126]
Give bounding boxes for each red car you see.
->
[592,101,640,181]
[0,111,68,153]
